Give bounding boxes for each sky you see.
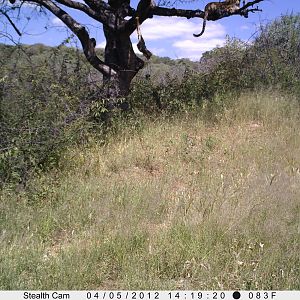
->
[2,0,300,60]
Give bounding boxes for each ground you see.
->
[0,91,300,289]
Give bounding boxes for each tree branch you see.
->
[124,6,204,34]
[152,7,204,19]
[29,0,117,77]
[83,0,111,12]
[0,9,22,36]
[124,0,191,34]
[124,0,265,33]
[53,0,112,25]
[198,0,264,20]
[240,0,265,11]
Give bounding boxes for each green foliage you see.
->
[129,14,300,117]
[0,45,94,186]
[244,14,300,92]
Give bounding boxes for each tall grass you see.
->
[1,91,300,289]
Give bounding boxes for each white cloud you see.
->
[190,22,226,39]
[96,41,106,48]
[132,43,139,54]
[172,38,226,60]
[151,47,167,56]
[240,25,250,30]
[94,17,226,60]
[173,38,225,52]
[52,17,65,27]
[133,16,226,41]
[131,16,227,60]
[21,3,37,8]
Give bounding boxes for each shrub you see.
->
[246,14,300,93]
[0,46,93,187]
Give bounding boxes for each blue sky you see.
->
[2,0,300,60]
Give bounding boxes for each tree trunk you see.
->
[103,25,144,102]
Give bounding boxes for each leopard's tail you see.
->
[193,11,208,37]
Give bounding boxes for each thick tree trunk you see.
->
[103,25,144,101]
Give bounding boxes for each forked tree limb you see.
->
[240,0,265,11]
[151,7,204,19]
[28,0,117,77]
[82,0,111,12]
[47,0,112,25]
[152,0,265,20]
[124,0,265,33]
[0,9,22,36]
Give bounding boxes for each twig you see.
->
[0,9,22,36]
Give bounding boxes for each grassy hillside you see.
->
[1,91,299,289]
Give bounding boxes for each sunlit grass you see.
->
[1,91,300,289]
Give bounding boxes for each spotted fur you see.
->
[194,0,241,37]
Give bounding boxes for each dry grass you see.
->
[1,91,300,289]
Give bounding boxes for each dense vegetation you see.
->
[0,14,300,289]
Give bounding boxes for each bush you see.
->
[246,14,300,93]
[128,38,247,116]
[0,46,94,187]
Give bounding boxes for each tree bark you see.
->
[103,25,144,100]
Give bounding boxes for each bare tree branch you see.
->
[124,0,265,34]
[124,0,167,34]
[0,9,22,36]
[83,0,111,12]
[240,0,265,11]
[29,0,117,76]
[152,0,265,21]
[152,7,204,19]
[50,0,112,25]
